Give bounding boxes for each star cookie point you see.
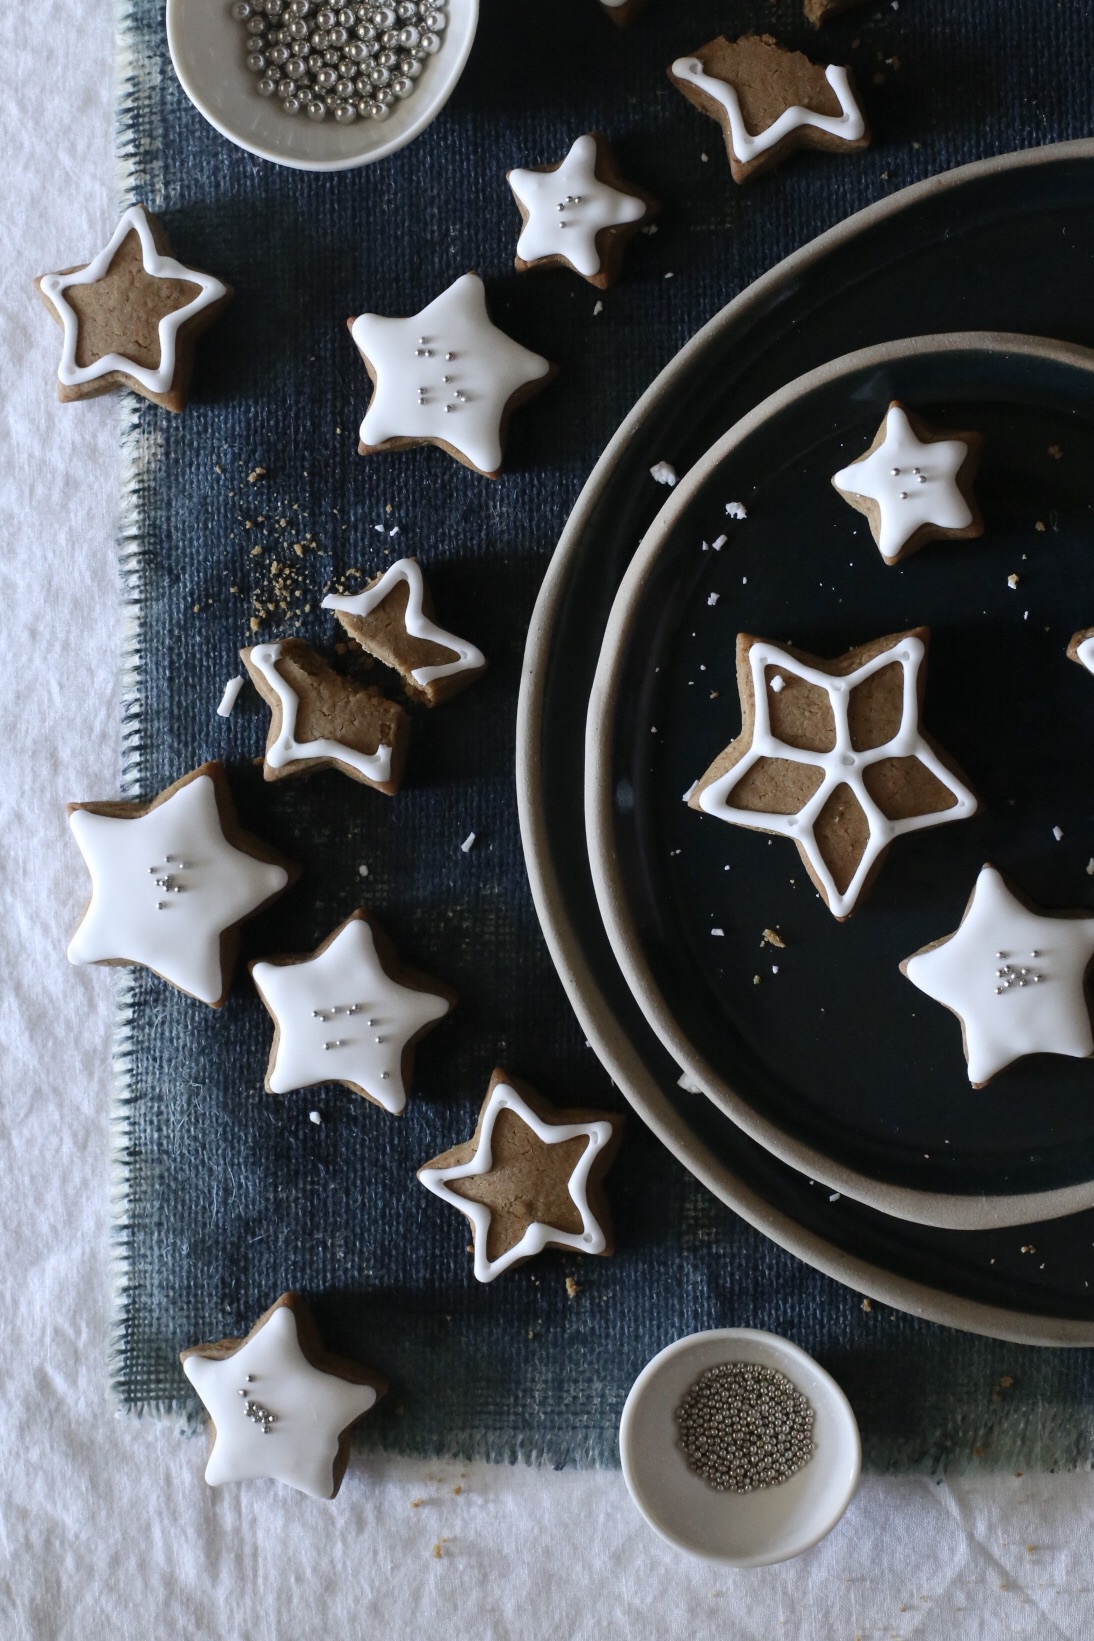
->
[832,401,983,564]
[508,131,660,288]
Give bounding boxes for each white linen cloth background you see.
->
[4,4,1094,1637]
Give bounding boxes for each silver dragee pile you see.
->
[674,1361,816,1492]
[231,0,446,124]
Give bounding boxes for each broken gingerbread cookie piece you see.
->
[668,33,869,185]
[242,638,410,794]
[66,761,297,1007]
[34,203,231,411]
[417,1068,623,1282]
[507,132,660,289]
[804,0,868,26]
[832,401,983,565]
[689,628,977,919]
[322,557,486,708]
[181,1292,386,1499]
[347,272,556,479]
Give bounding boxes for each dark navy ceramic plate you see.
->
[519,141,1094,1341]
[588,334,1094,1231]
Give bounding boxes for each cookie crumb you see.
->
[1035,520,1046,532]
[308,1110,322,1125]
[725,501,748,520]
[753,974,761,985]
[650,461,677,487]
[1021,1244,1036,1254]
[1048,444,1062,459]
[411,1498,423,1508]
[216,676,245,718]
[246,466,266,483]
[640,223,659,236]
[861,1297,872,1312]
[461,831,476,853]
[433,1541,446,1559]
[761,927,785,948]
[1087,859,1094,876]
[452,1485,462,1495]
[1007,573,1019,589]
[565,1276,579,1298]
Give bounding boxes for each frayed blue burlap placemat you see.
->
[110,0,1094,1468]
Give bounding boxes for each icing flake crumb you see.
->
[753,974,760,986]
[308,1110,322,1125]
[1007,573,1019,589]
[640,223,658,236]
[707,592,720,606]
[711,534,727,550]
[771,965,779,974]
[725,501,748,520]
[358,863,369,877]
[677,1072,703,1094]
[711,927,725,937]
[1053,825,1064,841]
[593,300,603,316]
[829,1192,841,1202]
[1087,859,1094,876]
[461,832,476,853]
[650,461,677,487]
[761,927,786,948]
[216,676,244,717]
[700,151,709,162]
[770,675,786,693]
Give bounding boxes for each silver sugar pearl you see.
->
[257,75,278,93]
[424,8,446,27]
[246,51,268,70]
[392,74,412,95]
[231,0,253,16]
[419,27,440,49]
[334,102,357,120]
[307,99,327,117]
[398,24,419,45]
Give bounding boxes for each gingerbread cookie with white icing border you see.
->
[322,557,486,708]
[901,865,1094,1087]
[347,272,556,479]
[689,628,978,920]
[417,1068,623,1282]
[241,638,410,794]
[507,132,661,290]
[34,204,232,412]
[251,908,455,1113]
[668,34,869,186]
[832,401,984,565]
[1067,626,1094,677]
[66,761,297,1008]
[181,1292,386,1499]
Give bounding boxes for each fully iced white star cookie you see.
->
[251,909,454,1112]
[34,204,231,412]
[689,627,978,920]
[67,763,296,1007]
[901,865,1094,1087]
[832,401,983,564]
[417,1069,623,1282]
[508,132,659,288]
[181,1293,385,1499]
[347,272,555,478]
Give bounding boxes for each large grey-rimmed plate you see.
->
[587,332,1094,1233]
[517,138,1094,1345]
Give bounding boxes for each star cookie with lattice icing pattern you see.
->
[34,204,231,411]
[181,1292,386,1499]
[417,1069,623,1282]
[669,34,869,186]
[67,762,297,1007]
[241,638,410,794]
[508,132,660,289]
[347,272,556,479]
[689,627,978,920]
[832,401,983,565]
[901,865,1094,1087]
[251,909,454,1113]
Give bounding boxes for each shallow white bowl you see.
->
[166,0,479,172]
[619,1328,860,1566]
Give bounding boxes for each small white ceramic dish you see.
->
[166,0,479,172]
[619,1328,860,1566]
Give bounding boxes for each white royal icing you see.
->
[1074,635,1094,676]
[418,1081,615,1282]
[67,773,288,1006]
[671,55,865,162]
[38,205,227,396]
[695,634,977,919]
[351,272,551,476]
[248,642,393,784]
[832,406,973,562]
[252,916,451,1112]
[902,865,1094,1086]
[321,558,485,689]
[508,134,647,280]
[182,1304,377,1499]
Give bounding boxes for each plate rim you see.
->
[517,138,1094,1347]
[586,330,1094,1233]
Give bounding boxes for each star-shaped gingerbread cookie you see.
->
[507,132,660,289]
[417,1069,623,1282]
[669,33,869,185]
[251,909,454,1112]
[34,204,232,411]
[181,1292,386,1499]
[832,402,983,564]
[67,762,297,1007]
[347,272,556,479]
[1067,626,1094,677]
[322,557,487,708]
[241,638,410,794]
[689,628,978,919]
[901,865,1094,1087]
